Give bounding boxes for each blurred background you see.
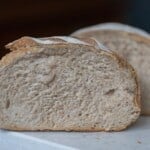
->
[0,0,150,58]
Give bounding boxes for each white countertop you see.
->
[0,116,150,150]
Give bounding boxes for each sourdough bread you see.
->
[72,22,150,115]
[0,36,140,131]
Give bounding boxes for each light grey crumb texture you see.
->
[0,44,140,131]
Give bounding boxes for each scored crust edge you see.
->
[0,36,141,131]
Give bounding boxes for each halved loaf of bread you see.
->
[0,36,140,131]
[72,22,150,115]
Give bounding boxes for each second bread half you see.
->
[72,22,150,115]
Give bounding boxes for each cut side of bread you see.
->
[0,36,140,131]
[72,22,150,115]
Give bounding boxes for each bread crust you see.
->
[1,117,138,131]
[71,22,150,39]
[0,36,141,131]
[1,126,128,132]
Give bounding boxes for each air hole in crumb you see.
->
[126,102,129,105]
[94,124,96,127]
[67,115,70,118]
[125,88,133,94]
[34,93,38,96]
[6,100,10,109]
[16,73,21,78]
[105,89,115,95]
[78,113,82,116]
[71,58,76,62]
[117,104,121,107]
[104,75,110,79]
[85,114,89,117]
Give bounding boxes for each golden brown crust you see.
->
[5,36,38,51]
[1,37,40,67]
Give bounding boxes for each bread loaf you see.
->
[0,36,140,131]
[72,22,150,115]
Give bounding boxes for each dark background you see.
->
[0,0,150,58]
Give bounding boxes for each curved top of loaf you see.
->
[72,22,150,39]
[1,36,111,68]
[5,36,110,52]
